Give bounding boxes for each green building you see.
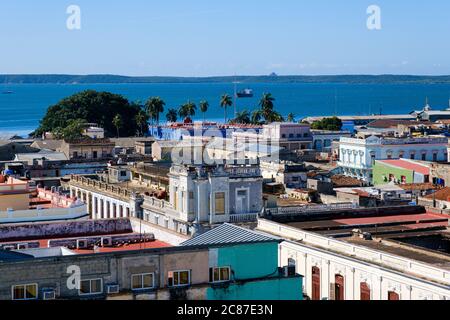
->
[372,159,430,186]
[181,224,303,300]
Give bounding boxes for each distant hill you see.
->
[1,74,450,84]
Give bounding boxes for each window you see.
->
[215,192,225,215]
[120,171,127,177]
[168,270,190,287]
[281,134,286,138]
[410,153,415,160]
[289,134,294,138]
[422,153,426,161]
[209,267,231,283]
[433,153,438,162]
[79,279,103,295]
[12,284,38,300]
[93,151,98,159]
[131,273,155,291]
[73,151,78,158]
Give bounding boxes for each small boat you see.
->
[2,90,13,94]
[236,88,254,98]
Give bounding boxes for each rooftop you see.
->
[426,187,450,201]
[377,159,431,176]
[181,223,280,247]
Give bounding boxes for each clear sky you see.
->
[0,0,449,76]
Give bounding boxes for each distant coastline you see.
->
[2,74,450,84]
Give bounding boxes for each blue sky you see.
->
[0,0,449,76]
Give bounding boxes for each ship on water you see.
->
[236,88,254,98]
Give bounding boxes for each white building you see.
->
[233,122,313,151]
[258,219,450,300]
[337,135,448,183]
[311,130,352,152]
[142,163,264,236]
[260,160,308,188]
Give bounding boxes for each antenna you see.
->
[233,75,238,119]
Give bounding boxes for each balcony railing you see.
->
[229,212,258,223]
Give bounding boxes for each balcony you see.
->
[229,212,258,223]
[336,161,372,170]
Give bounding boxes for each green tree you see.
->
[220,94,233,124]
[287,113,296,122]
[251,110,263,125]
[199,100,209,122]
[53,118,86,141]
[145,97,166,127]
[134,110,148,137]
[178,100,196,120]
[34,90,141,138]
[166,108,178,123]
[231,110,251,124]
[259,93,276,121]
[311,116,343,131]
[112,114,123,138]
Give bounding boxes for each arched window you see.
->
[288,258,296,267]
[388,291,400,300]
[334,275,345,300]
[360,282,371,300]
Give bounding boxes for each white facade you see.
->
[258,219,450,300]
[337,135,449,183]
[68,183,138,220]
[233,122,313,151]
[142,164,263,235]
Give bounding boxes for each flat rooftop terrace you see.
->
[0,232,171,255]
[283,212,449,238]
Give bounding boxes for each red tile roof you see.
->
[378,159,430,176]
[426,187,450,202]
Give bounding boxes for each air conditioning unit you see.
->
[76,239,88,249]
[101,237,113,247]
[282,266,296,277]
[42,289,56,300]
[16,243,28,250]
[106,284,120,294]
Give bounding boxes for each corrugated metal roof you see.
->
[181,223,279,247]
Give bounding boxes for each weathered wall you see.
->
[0,219,133,242]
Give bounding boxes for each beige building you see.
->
[57,138,115,160]
[0,176,30,211]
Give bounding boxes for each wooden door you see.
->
[312,267,321,300]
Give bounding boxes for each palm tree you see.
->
[145,97,166,127]
[287,113,296,122]
[134,110,147,136]
[179,100,196,120]
[232,110,251,124]
[166,108,178,123]
[259,93,276,123]
[251,110,263,125]
[112,114,123,138]
[199,100,209,122]
[220,94,233,124]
